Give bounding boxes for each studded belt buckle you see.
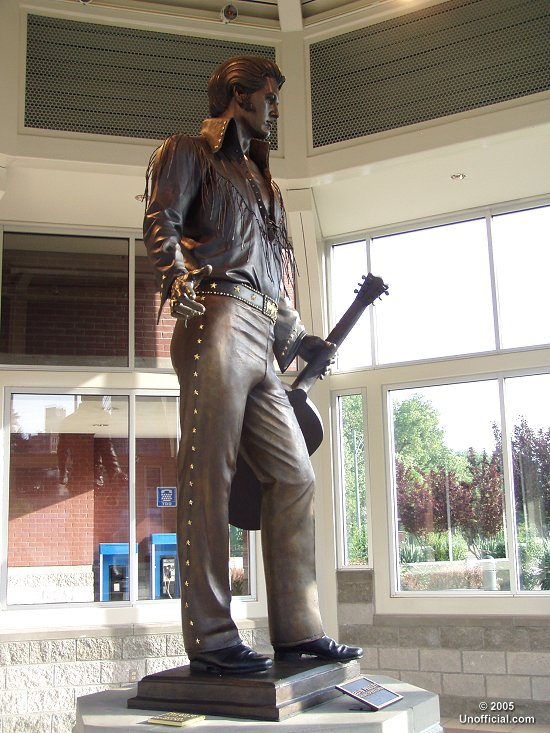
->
[262,297,278,323]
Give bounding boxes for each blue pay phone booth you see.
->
[99,543,129,601]
[151,533,180,599]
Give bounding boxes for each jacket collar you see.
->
[200,117,270,171]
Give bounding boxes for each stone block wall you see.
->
[0,620,269,733]
[337,569,550,724]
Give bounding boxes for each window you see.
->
[491,207,550,349]
[330,201,550,605]
[6,390,253,606]
[389,381,507,592]
[372,219,495,364]
[1,233,129,367]
[136,395,179,600]
[8,393,129,604]
[331,241,372,370]
[330,204,550,369]
[135,241,175,369]
[505,374,550,591]
[388,376,549,594]
[335,393,369,566]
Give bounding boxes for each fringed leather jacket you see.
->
[143,117,306,371]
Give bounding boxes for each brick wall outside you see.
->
[337,569,550,724]
[1,241,174,366]
[0,248,129,363]
[135,259,173,364]
[8,435,178,603]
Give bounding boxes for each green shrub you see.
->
[518,529,546,590]
[346,523,368,565]
[475,530,507,559]
[399,536,432,563]
[426,531,449,561]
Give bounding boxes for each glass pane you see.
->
[134,396,252,600]
[0,233,129,366]
[331,241,372,370]
[505,374,550,591]
[338,394,368,565]
[135,396,179,600]
[229,526,252,597]
[8,394,129,604]
[372,220,495,363]
[389,382,508,592]
[135,241,174,369]
[492,206,550,349]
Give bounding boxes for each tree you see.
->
[393,395,469,481]
[396,461,433,536]
[511,419,550,534]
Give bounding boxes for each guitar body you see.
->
[228,273,388,531]
[228,387,324,530]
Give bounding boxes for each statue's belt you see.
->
[196,281,278,323]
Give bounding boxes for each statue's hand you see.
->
[170,265,212,321]
[297,335,337,378]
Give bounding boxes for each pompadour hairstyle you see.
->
[207,55,285,118]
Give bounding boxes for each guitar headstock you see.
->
[354,273,389,305]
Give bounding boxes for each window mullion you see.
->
[486,213,502,351]
[128,237,136,370]
[128,392,138,603]
[366,236,379,366]
[499,377,520,594]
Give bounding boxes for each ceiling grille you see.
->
[310,0,550,148]
[24,14,278,146]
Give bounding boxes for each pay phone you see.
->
[108,564,127,602]
[160,556,177,599]
[151,534,179,599]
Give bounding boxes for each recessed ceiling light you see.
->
[450,173,466,180]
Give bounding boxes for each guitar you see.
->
[228,273,389,530]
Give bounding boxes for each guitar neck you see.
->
[326,298,371,348]
[290,298,370,394]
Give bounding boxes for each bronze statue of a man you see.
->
[143,55,362,674]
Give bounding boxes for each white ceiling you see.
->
[308,106,550,237]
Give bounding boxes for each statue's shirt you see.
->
[143,117,292,309]
[143,116,305,371]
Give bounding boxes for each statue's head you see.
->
[208,55,285,118]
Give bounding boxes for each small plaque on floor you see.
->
[146,711,205,727]
[336,676,403,710]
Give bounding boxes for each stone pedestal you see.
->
[75,674,441,733]
[128,659,360,721]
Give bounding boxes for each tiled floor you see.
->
[442,719,550,733]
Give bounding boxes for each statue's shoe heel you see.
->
[273,650,302,662]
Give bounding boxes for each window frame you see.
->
[0,222,264,630]
[1,384,263,628]
[329,196,550,615]
[331,387,373,570]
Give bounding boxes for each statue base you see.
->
[127,658,360,721]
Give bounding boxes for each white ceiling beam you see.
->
[277,0,303,31]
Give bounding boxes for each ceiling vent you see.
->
[24,14,278,146]
[310,0,550,147]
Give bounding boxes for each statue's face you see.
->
[236,77,280,140]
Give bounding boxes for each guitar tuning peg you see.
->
[361,275,366,279]
[354,289,358,294]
